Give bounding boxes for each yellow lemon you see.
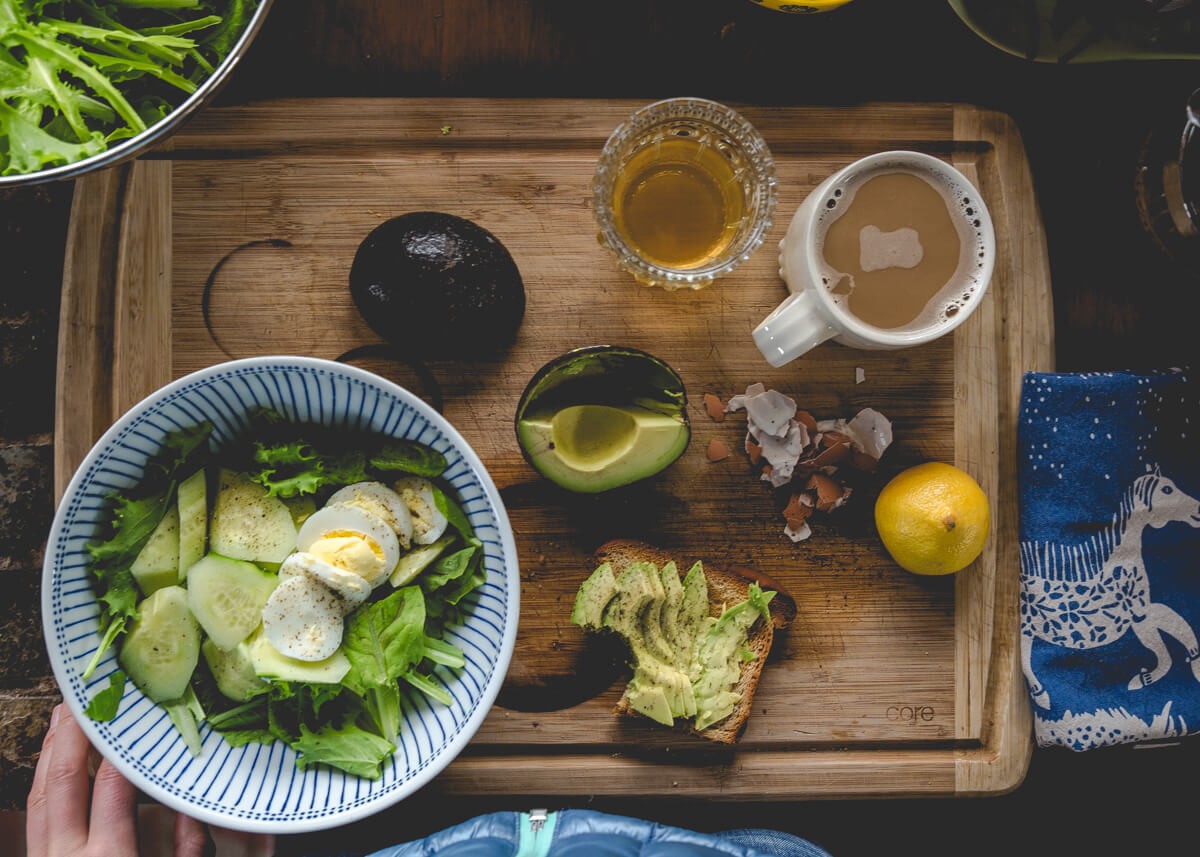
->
[749,0,855,12]
[874,462,990,576]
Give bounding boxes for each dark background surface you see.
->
[4,1,1200,854]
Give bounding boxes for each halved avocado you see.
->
[514,346,691,493]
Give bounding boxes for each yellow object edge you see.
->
[749,0,855,13]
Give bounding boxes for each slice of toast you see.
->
[593,538,796,744]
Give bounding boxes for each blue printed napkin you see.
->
[1019,367,1200,750]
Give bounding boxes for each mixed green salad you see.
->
[0,0,260,176]
[82,408,487,780]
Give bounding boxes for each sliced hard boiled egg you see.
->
[261,574,344,661]
[393,476,449,545]
[297,504,400,587]
[279,551,371,612]
[327,481,415,549]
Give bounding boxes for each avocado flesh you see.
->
[517,404,689,494]
[638,566,677,666]
[673,561,708,662]
[570,562,619,631]
[656,562,684,665]
[624,681,674,725]
[630,656,695,721]
[601,562,662,638]
[692,584,776,731]
[598,562,693,721]
[573,557,770,731]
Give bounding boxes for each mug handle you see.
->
[752,290,838,367]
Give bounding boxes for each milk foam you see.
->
[859,225,923,272]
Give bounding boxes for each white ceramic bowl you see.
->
[42,356,520,833]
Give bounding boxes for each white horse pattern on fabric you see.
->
[1020,467,1200,710]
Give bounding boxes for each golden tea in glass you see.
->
[612,136,745,270]
[594,98,777,290]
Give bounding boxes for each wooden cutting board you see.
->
[54,98,1048,799]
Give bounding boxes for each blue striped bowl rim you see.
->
[42,356,520,834]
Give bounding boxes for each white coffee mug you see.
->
[753,150,996,368]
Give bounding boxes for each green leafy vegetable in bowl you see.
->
[0,0,259,176]
[949,0,1200,63]
[82,408,488,781]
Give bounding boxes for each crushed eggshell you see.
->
[806,431,852,469]
[703,393,726,422]
[805,473,851,512]
[729,387,796,438]
[795,410,818,435]
[723,383,893,544]
[820,408,893,462]
[784,519,812,543]
[727,381,765,406]
[783,492,814,529]
[748,420,805,487]
[706,438,731,461]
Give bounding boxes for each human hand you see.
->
[27,703,276,857]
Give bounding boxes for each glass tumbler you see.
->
[593,97,778,291]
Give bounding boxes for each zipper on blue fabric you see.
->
[515,808,557,857]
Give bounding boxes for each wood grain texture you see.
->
[55,97,1047,798]
[113,160,173,416]
[55,166,122,503]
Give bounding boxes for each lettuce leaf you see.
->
[341,586,466,740]
[292,721,395,781]
[207,680,395,778]
[432,484,478,545]
[418,546,477,592]
[369,440,447,478]
[0,96,105,173]
[241,409,448,498]
[205,699,273,747]
[84,669,125,721]
[341,587,426,741]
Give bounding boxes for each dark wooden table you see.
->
[4,1,1200,854]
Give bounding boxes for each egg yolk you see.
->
[308,533,385,581]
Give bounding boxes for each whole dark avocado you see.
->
[349,212,525,357]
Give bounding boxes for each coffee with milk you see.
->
[814,165,990,333]
[752,150,995,368]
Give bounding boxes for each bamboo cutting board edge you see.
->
[53,98,1045,799]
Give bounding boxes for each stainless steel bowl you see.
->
[0,0,274,188]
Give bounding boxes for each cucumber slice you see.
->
[177,469,207,580]
[187,553,279,650]
[209,469,298,564]
[202,637,267,702]
[247,629,350,684]
[389,532,456,587]
[120,585,200,703]
[130,504,180,596]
